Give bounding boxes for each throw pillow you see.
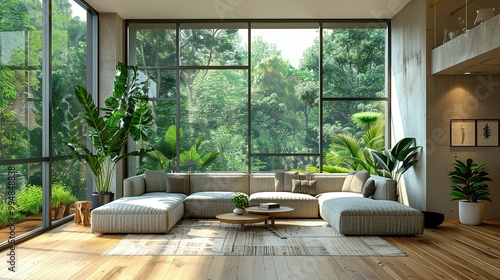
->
[274,171,285,192]
[283,171,299,192]
[341,170,370,193]
[361,179,376,198]
[166,174,189,195]
[291,179,317,196]
[144,170,168,192]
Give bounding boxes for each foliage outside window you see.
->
[128,21,387,174]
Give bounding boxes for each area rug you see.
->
[102,219,405,256]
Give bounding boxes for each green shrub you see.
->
[16,185,43,216]
[52,182,78,208]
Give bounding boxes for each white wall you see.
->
[390,0,427,210]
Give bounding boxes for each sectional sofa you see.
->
[91,171,424,235]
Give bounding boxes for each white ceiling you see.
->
[83,0,411,19]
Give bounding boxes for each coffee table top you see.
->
[245,206,294,214]
[216,212,269,225]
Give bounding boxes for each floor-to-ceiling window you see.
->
[0,0,97,249]
[127,20,388,174]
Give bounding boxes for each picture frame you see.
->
[476,119,499,147]
[450,119,476,147]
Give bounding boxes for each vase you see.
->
[233,207,246,215]
[458,201,484,225]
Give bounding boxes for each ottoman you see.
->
[91,192,185,233]
[321,197,424,235]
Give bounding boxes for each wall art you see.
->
[450,119,476,147]
[476,119,499,147]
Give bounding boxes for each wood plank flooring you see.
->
[0,219,499,280]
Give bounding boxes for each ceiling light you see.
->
[464,72,471,75]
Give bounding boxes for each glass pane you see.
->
[322,100,386,172]
[180,70,248,172]
[132,25,177,67]
[140,69,176,99]
[0,163,43,243]
[1,28,42,159]
[180,25,248,66]
[135,101,177,174]
[52,0,88,156]
[51,160,86,221]
[251,28,319,154]
[322,28,386,98]
[251,156,320,172]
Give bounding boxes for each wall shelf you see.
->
[432,13,500,75]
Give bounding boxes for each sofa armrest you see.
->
[123,174,146,197]
[370,175,397,201]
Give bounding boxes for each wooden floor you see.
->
[0,219,499,280]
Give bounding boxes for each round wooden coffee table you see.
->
[245,206,295,227]
[216,212,269,231]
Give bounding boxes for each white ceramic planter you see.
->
[458,201,484,225]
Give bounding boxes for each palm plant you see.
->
[323,116,384,174]
[148,125,220,172]
[67,62,155,193]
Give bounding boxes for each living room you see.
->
[1,0,499,279]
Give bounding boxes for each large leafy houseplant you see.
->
[449,158,492,202]
[370,137,421,182]
[67,62,154,194]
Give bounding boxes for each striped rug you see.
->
[102,219,405,256]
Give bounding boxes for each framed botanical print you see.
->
[476,119,499,147]
[450,119,476,147]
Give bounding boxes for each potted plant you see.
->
[232,192,249,215]
[51,183,78,218]
[370,137,422,183]
[449,158,492,225]
[67,62,155,208]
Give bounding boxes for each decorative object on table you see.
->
[232,192,249,215]
[474,8,496,25]
[450,119,476,147]
[259,202,280,210]
[67,62,155,208]
[449,158,492,225]
[476,119,499,147]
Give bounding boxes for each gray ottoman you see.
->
[91,192,185,233]
[321,197,424,235]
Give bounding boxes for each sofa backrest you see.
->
[249,173,274,193]
[310,173,347,193]
[189,173,249,194]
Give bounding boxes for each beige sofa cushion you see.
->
[166,174,189,195]
[189,173,249,193]
[341,171,369,193]
[144,170,168,192]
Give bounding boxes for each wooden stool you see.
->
[74,201,91,226]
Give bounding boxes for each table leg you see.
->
[270,217,276,227]
[240,224,245,231]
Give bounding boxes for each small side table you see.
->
[216,212,269,231]
[74,201,91,226]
